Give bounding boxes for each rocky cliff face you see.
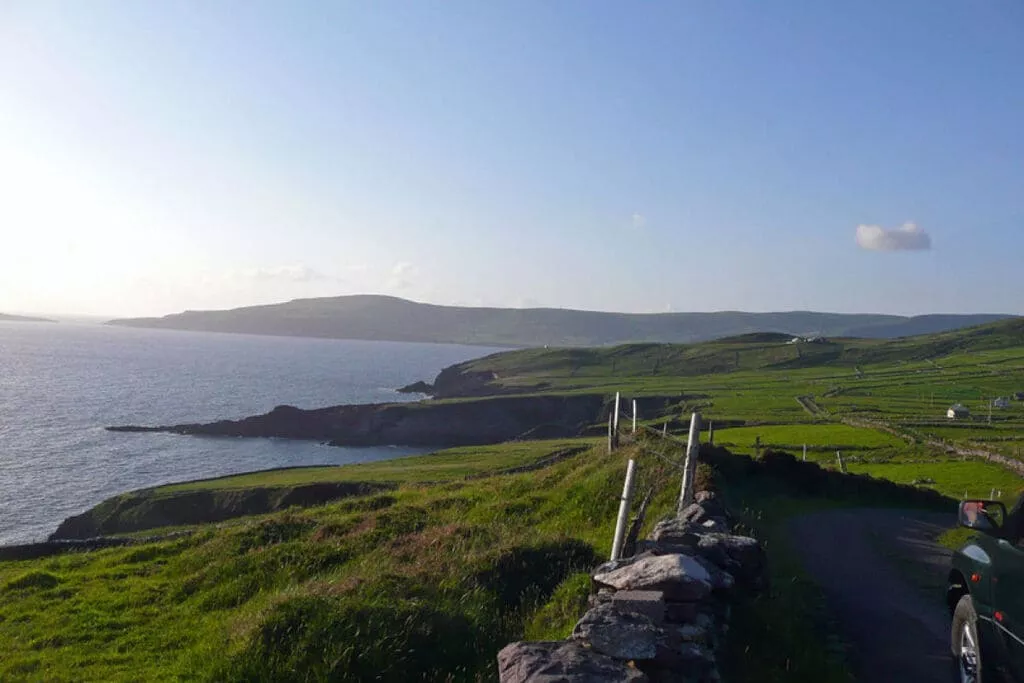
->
[108,394,610,447]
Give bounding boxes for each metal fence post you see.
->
[613,392,621,433]
[678,412,702,513]
[610,459,638,560]
[836,450,847,473]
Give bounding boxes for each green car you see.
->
[949,497,1024,683]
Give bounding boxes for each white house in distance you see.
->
[993,397,1011,410]
[948,403,970,420]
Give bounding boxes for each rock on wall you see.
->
[497,490,766,683]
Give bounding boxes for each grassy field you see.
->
[157,441,591,493]
[715,424,904,450]
[845,460,1022,501]
[0,441,677,681]
[443,318,1024,459]
[2,318,1023,681]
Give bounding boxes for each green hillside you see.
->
[107,294,1012,347]
[439,317,1024,394]
[4,316,1023,681]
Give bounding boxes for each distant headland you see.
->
[105,294,1012,347]
[0,313,56,324]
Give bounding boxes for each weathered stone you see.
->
[676,501,732,532]
[699,518,729,534]
[664,600,700,624]
[694,490,716,505]
[594,554,712,602]
[694,534,765,588]
[612,590,666,624]
[688,554,735,592]
[649,519,704,552]
[588,590,614,610]
[695,491,730,518]
[573,602,664,661]
[592,551,658,577]
[678,622,708,643]
[651,517,695,540]
[497,641,648,682]
[678,503,709,525]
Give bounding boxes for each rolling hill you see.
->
[107,295,1012,347]
[425,316,1024,396]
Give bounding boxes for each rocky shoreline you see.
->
[107,392,694,448]
[108,394,612,447]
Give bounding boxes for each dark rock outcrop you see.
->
[108,394,609,448]
[396,381,434,395]
[497,641,648,683]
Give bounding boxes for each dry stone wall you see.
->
[498,490,766,683]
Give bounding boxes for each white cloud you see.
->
[631,213,646,230]
[855,223,932,252]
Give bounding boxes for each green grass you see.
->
[845,460,1022,500]
[715,424,904,450]
[0,441,685,682]
[158,440,589,493]
[6,317,1024,680]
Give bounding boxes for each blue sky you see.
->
[1,1,1022,317]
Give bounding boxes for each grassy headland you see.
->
[2,317,1023,680]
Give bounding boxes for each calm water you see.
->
[0,322,497,544]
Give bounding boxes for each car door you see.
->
[992,536,1024,678]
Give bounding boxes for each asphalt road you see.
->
[788,508,958,683]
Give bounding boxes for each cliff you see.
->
[108,394,614,447]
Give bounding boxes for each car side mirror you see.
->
[959,500,1007,533]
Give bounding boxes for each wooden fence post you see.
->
[678,412,702,513]
[708,420,714,446]
[610,459,638,560]
[803,444,807,462]
[632,400,637,434]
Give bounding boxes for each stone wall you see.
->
[497,490,766,682]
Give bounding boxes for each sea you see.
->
[0,322,499,545]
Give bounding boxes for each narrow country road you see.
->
[788,508,958,683]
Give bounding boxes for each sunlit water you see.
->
[0,322,497,544]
